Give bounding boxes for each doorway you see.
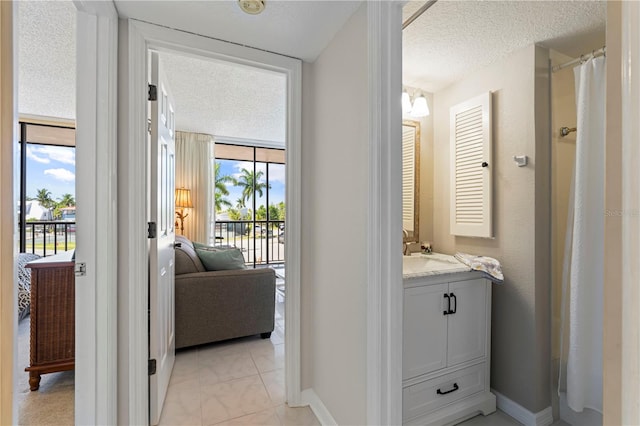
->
[148,48,291,423]
[14,2,78,423]
[118,20,303,422]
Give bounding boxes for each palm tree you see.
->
[236,168,270,208]
[214,162,235,212]
[35,188,54,209]
[58,193,76,207]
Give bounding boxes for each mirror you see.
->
[402,120,420,242]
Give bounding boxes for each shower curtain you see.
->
[560,55,605,414]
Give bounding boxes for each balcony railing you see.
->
[213,220,284,267]
[21,221,76,257]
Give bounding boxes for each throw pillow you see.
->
[16,253,41,320]
[193,241,235,251]
[192,241,211,250]
[195,247,247,271]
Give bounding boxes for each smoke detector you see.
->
[238,0,265,15]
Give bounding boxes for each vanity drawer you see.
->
[403,363,485,422]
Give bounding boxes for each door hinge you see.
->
[148,84,157,101]
[148,222,157,239]
[74,262,86,277]
[148,359,157,376]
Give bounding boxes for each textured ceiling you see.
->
[18,0,76,120]
[114,0,362,62]
[20,0,606,132]
[159,52,286,144]
[18,0,354,141]
[403,0,606,93]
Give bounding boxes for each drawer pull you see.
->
[436,383,459,395]
[449,292,457,314]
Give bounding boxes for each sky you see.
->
[216,159,285,209]
[25,144,285,211]
[26,143,76,201]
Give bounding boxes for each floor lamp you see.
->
[175,187,193,235]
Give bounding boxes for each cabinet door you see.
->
[404,283,448,380]
[447,279,487,366]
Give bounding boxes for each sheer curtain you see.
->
[560,55,606,414]
[175,131,214,244]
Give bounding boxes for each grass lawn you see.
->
[32,242,76,251]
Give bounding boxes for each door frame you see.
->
[366,3,403,425]
[0,2,16,424]
[74,1,119,424]
[118,19,302,423]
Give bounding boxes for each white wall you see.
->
[300,4,368,424]
[431,44,551,413]
[603,2,623,422]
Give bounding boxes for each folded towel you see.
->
[454,252,504,284]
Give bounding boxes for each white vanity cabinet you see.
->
[403,271,496,425]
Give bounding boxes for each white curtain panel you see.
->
[565,55,606,414]
[175,131,214,244]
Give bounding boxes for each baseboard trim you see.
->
[301,389,338,426]
[492,389,553,426]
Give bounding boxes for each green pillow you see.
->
[195,247,247,271]
[193,241,235,250]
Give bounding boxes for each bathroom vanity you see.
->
[403,254,496,425]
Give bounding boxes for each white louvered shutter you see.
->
[402,124,416,234]
[449,92,492,238]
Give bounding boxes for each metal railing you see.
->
[213,220,284,267]
[21,221,76,257]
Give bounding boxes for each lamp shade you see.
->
[402,91,413,114]
[175,188,193,208]
[411,94,430,118]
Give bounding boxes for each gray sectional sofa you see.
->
[174,235,275,349]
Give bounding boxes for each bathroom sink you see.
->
[402,253,470,277]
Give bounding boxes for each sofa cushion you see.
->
[195,247,247,271]
[175,235,206,275]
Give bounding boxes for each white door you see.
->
[447,279,487,366]
[403,283,449,380]
[149,52,177,426]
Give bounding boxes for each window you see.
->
[19,121,76,255]
[214,143,285,266]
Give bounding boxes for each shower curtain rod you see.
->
[552,46,606,73]
[403,0,438,30]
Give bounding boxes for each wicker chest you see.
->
[25,251,75,391]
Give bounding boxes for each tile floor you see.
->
[158,293,313,426]
[459,410,570,426]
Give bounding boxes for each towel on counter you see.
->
[454,252,504,284]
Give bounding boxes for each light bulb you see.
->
[402,91,412,114]
[411,94,430,117]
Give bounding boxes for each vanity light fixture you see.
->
[402,90,413,114]
[238,0,266,15]
[402,89,430,118]
[411,94,430,118]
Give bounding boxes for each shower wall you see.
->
[550,48,577,418]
